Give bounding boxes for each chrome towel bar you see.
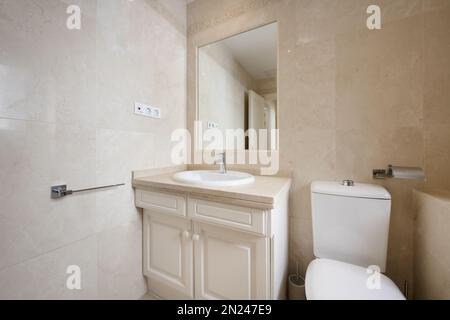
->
[51,183,125,199]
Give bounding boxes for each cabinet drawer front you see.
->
[188,198,266,235]
[136,189,186,216]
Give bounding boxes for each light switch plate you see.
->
[134,102,161,119]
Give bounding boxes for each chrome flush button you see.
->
[342,179,355,186]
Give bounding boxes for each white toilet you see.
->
[305,181,405,300]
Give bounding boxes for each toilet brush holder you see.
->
[288,274,306,300]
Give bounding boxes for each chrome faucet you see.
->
[215,152,227,174]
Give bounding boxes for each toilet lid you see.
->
[305,259,405,300]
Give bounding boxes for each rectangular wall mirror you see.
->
[197,22,278,150]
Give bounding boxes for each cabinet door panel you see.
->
[143,210,193,298]
[193,223,269,300]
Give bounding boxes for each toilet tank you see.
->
[311,181,391,272]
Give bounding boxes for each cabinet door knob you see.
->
[192,233,200,241]
[182,230,190,239]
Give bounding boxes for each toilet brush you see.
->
[288,261,306,300]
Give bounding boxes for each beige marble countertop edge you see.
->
[132,168,291,209]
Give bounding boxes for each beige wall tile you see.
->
[423,0,450,12]
[423,6,450,190]
[289,217,314,276]
[187,0,450,296]
[0,119,97,269]
[0,0,97,126]
[97,219,147,300]
[425,125,450,190]
[414,190,450,299]
[0,0,187,299]
[0,236,98,300]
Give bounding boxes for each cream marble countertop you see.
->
[132,170,291,209]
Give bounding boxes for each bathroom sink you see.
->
[172,170,255,187]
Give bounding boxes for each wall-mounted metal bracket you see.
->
[51,183,125,199]
[373,168,392,179]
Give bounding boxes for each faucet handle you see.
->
[214,151,227,173]
[215,151,226,162]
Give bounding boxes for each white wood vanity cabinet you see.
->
[133,173,290,300]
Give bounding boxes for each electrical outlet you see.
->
[207,121,219,129]
[134,102,161,119]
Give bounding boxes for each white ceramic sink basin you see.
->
[172,170,255,187]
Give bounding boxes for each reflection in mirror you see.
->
[198,23,278,150]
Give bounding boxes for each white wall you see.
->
[0,0,186,299]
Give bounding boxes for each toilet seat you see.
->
[305,258,405,300]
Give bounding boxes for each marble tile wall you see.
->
[0,0,186,299]
[187,0,450,296]
[423,3,450,190]
[1,0,447,300]
[414,189,450,299]
[412,4,450,299]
